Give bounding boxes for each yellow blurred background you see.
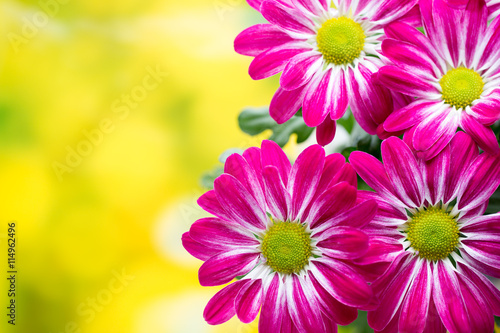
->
[0,0,278,332]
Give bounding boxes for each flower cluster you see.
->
[183,0,500,332]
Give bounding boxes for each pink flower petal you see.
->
[384,100,442,132]
[412,104,458,154]
[234,24,297,56]
[280,52,321,91]
[199,250,259,286]
[311,258,373,307]
[457,262,500,316]
[286,275,325,332]
[461,247,500,278]
[261,0,315,34]
[292,0,327,16]
[460,112,500,155]
[214,174,267,231]
[381,137,425,208]
[249,44,307,80]
[236,279,263,323]
[306,181,357,228]
[197,190,232,221]
[259,274,286,333]
[182,232,220,261]
[432,260,471,333]
[456,271,494,333]
[262,165,291,221]
[423,294,447,333]
[189,217,258,248]
[371,0,418,25]
[354,236,404,265]
[269,85,307,124]
[204,280,250,324]
[368,257,419,331]
[377,65,440,99]
[316,116,337,146]
[444,132,478,203]
[382,39,437,79]
[349,151,403,207]
[477,15,500,72]
[261,140,291,185]
[309,273,358,325]
[457,152,500,212]
[399,260,432,333]
[317,226,369,260]
[348,63,394,135]
[469,90,500,125]
[224,153,266,209]
[287,144,325,221]
[423,144,450,205]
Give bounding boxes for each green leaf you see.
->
[200,165,223,190]
[238,107,313,147]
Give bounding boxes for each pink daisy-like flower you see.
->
[234,0,419,145]
[379,0,500,160]
[183,140,376,331]
[350,132,500,333]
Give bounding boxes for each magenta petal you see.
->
[306,181,357,228]
[287,144,325,221]
[348,63,394,135]
[457,262,500,316]
[269,86,306,124]
[234,24,296,56]
[370,252,411,296]
[478,15,500,72]
[214,174,267,231]
[182,232,220,261]
[469,90,500,125]
[461,239,500,270]
[316,153,346,192]
[280,52,321,91]
[189,217,258,248]
[317,226,369,260]
[249,45,306,80]
[198,250,259,286]
[350,151,402,206]
[204,280,249,324]
[225,153,266,209]
[377,66,439,98]
[197,190,232,221]
[423,294,447,333]
[332,199,378,229]
[399,260,432,333]
[381,137,425,208]
[444,132,478,203]
[412,105,458,153]
[292,0,327,16]
[310,273,358,325]
[457,152,500,212]
[263,166,290,221]
[460,112,500,155]
[236,279,263,323]
[331,163,357,188]
[460,213,500,234]
[384,100,441,132]
[461,247,500,278]
[287,276,325,332]
[371,0,418,25]
[261,0,315,34]
[432,260,471,333]
[354,236,404,265]
[261,140,291,185]
[463,0,488,68]
[243,147,262,178]
[316,116,337,146]
[259,274,285,333]
[311,258,373,307]
[367,257,418,331]
[382,39,437,78]
[424,144,450,205]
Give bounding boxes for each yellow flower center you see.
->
[406,206,459,261]
[316,17,365,65]
[440,67,484,109]
[261,221,312,274]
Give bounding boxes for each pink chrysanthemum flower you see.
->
[183,140,376,331]
[234,0,419,145]
[379,0,500,160]
[350,133,500,333]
